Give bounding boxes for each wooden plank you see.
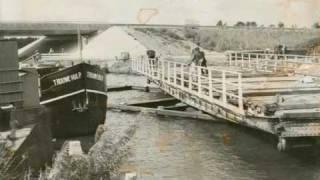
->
[127,97,179,107]
[107,86,132,92]
[242,82,320,90]
[163,103,189,110]
[277,109,320,119]
[108,104,223,122]
[278,103,320,110]
[131,86,160,92]
[214,76,298,83]
[210,80,320,92]
[243,87,320,97]
[107,85,160,92]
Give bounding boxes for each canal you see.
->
[107,73,320,180]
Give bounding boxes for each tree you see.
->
[250,22,257,27]
[234,21,245,27]
[246,21,257,27]
[278,22,285,28]
[216,20,223,27]
[313,22,320,29]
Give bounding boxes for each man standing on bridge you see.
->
[190,46,207,77]
[190,47,202,66]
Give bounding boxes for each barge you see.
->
[132,50,320,151]
[20,53,107,137]
[39,62,107,137]
[19,26,108,137]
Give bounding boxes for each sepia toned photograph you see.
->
[0,0,320,179]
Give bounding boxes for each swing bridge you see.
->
[131,51,320,151]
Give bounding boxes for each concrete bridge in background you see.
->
[0,22,110,35]
[0,21,318,36]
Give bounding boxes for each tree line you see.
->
[216,20,320,29]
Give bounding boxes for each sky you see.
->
[0,0,319,27]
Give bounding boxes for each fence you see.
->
[227,51,320,72]
[131,57,244,115]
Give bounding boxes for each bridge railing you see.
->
[21,53,79,64]
[227,51,320,73]
[132,56,244,115]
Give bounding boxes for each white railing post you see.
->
[241,53,244,68]
[208,69,213,100]
[149,59,152,77]
[151,59,154,77]
[167,62,170,84]
[181,64,184,89]
[147,59,151,76]
[154,59,157,79]
[238,73,244,113]
[164,61,167,82]
[161,61,164,81]
[264,59,267,71]
[228,53,232,66]
[235,53,238,66]
[143,58,146,74]
[164,61,166,81]
[145,58,148,75]
[222,71,227,104]
[173,62,177,85]
[198,66,201,95]
[273,60,277,72]
[140,57,142,73]
[155,60,158,78]
[153,59,156,78]
[135,58,138,72]
[189,66,192,92]
[140,58,142,72]
[156,60,159,79]
[248,53,251,69]
[131,59,134,72]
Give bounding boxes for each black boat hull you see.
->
[39,63,107,138]
[46,92,106,137]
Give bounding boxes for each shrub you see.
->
[166,31,183,40]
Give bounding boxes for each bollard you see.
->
[144,86,150,92]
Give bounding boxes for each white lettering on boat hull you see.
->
[53,72,82,86]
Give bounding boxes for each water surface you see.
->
[107,73,320,180]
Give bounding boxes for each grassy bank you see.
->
[134,27,320,52]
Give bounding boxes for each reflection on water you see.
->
[107,73,320,180]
